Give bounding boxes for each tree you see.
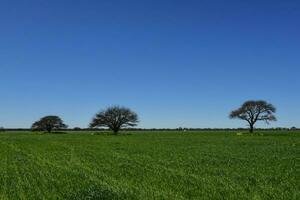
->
[89,106,139,134]
[230,100,276,133]
[73,127,81,131]
[31,116,68,133]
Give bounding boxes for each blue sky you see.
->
[0,0,299,128]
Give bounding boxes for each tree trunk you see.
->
[249,124,254,133]
[113,128,119,134]
[46,126,52,133]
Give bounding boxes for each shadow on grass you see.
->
[51,131,68,134]
[65,184,134,200]
[31,131,68,135]
[91,132,133,136]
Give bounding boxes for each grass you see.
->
[0,130,299,199]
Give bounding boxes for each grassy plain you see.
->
[0,130,299,199]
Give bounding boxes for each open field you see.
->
[0,131,299,200]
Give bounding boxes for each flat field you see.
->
[0,131,299,200]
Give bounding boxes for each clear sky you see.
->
[0,0,299,128]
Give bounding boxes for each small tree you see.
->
[31,116,68,133]
[291,126,297,130]
[230,100,276,133]
[90,106,139,134]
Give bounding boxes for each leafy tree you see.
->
[0,127,5,132]
[90,106,139,134]
[230,100,276,133]
[31,116,68,133]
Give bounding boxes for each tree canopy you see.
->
[31,116,68,133]
[90,106,139,134]
[230,100,276,133]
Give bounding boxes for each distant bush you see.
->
[0,127,5,132]
[73,127,81,131]
[290,126,297,130]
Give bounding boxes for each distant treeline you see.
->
[1,127,299,132]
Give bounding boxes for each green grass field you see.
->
[0,131,299,200]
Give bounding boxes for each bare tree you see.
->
[90,106,139,134]
[31,116,68,133]
[230,100,276,133]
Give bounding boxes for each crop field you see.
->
[0,131,299,200]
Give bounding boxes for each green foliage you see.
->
[31,116,68,133]
[0,131,299,199]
